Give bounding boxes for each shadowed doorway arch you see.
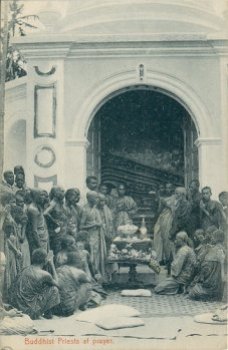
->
[87,86,198,208]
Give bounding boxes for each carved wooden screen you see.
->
[183,115,199,188]
[86,116,101,182]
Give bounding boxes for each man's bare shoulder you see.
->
[27,203,39,215]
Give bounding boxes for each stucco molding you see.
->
[61,0,222,34]
[12,35,228,59]
[65,139,90,149]
[66,39,228,58]
[34,65,57,76]
[195,137,222,147]
[71,68,217,141]
[12,42,72,59]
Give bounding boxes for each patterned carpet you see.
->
[102,291,222,318]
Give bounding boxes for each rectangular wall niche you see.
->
[34,83,56,138]
[34,175,57,192]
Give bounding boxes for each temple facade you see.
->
[4,0,228,199]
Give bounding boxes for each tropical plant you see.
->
[8,0,39,37]
[5,0,39,81]
[0,1,9,176]
[0,0,39,175]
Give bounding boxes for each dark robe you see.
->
[188,190,201,237]
[80,204,102,275]
[189,244,225,301]
[200,200,224,231]
[26,203,49,255]
[10,266,60,319]
[170,199,192,240]
[53,265,91,317]
[3,214,22,297]
[114,195,137,230]
[44,203,68,254]
[155,245,196,295]
[154,195,176,263]
[64,204,82,241]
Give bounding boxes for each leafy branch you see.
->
[4,0,39,81]
[8,1,39,37]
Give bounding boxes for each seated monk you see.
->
[76,233,94,280]
[0,251,21,318]
[0,251,34,335]
[76,235,108,299]
[54,235,79,267]
[53,252,92,317]
[10,249,60,319]
[189,229,225,301]
[194,229,210,265]
[155,231,196,295]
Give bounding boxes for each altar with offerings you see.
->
[107,224,160,287]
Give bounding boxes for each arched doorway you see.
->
[87,86,198,207]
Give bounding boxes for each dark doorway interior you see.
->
[87,88,198,209]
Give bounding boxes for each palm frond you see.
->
[18,4,24,12]
[19,15,39,20]
[20,22,38,29]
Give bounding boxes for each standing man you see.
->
[188,179,201,238]
[44,186,67,255]
[80,191,102,276]
[13,165,25,177]
[219,191,228,230]
[86,176,98,192]
[114,183,137,230]
[167,187,192,274]
[153,184,176,265]
[98,183,115,211]
[13,173,28,195]
[79,176,99,206]
[0,170,14,193]
[64,188,82,240]
[26,189,49,255]
[169,187,192,241]
[200,187,224,231]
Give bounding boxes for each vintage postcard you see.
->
[0,0,227,349]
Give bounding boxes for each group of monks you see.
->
[0,168,139,320]
[0,166,227,321]
[153,181,227,300]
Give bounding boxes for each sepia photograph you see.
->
[0,0,227,349]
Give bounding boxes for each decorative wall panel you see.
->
[34,83,56,138]
[34,145,56,168]
[34,175,57,191]
[34,65,56,76]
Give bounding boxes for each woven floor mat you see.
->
[102,291,222,317]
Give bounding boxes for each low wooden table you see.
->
[107,238,155,288]
[107,257,151,288]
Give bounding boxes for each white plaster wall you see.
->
[25,59,66,188]
[4,78,27,173]
[7,9,228,198]
[64,55,221,140]
[63,52,227,197]
[4,48,227,197]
